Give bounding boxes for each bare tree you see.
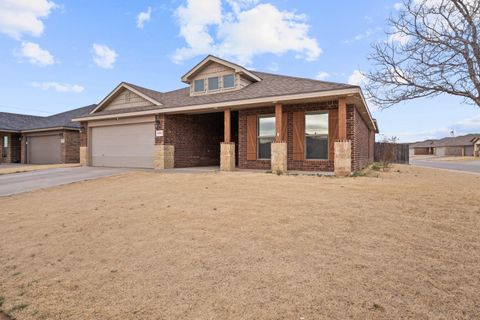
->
[365,0,480,108]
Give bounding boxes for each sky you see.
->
[0,0,479,143]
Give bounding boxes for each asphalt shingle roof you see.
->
[411,134,480,148]
[0,104,96,132]
[83,71,358,118]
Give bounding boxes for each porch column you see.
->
[334,97,352,176]
[271,103,287,174]
[224,108,231,143]
[220,108,235,171]
[79,122,89,166]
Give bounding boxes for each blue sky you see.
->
[0,0,479,142]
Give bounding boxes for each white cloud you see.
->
[393,2,403,10]
[136,7,152,29]
[32,81,84,93]
[0,0,56,39]
[316,72,330,81]
[348,70,367,86]
[173,0,321,65]
[18,41,54,66]
[344,29,372,44]
[267,62,279,72]
[388,31,410,45]
[92,43,118,69]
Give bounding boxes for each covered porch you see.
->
[155,96,354,176]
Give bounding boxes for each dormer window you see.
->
[223,74,235,89]
[208,76,219,91]
[194,79,205,92]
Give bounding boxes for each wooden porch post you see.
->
[338,97,347,140]
[224,108,231,143]
[275,103,283,142]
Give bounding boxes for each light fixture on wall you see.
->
[155,119,161,130]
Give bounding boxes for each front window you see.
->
[305,113,328,159]
[208,76,219,91]
[2,136,8,158]
[223,74,235,88]
[194,79,205,92]
[258,116,275,159]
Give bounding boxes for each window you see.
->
[223,74,235,89]
[305,113,328,159]
[2,136,8,158]
[194,79,205,92]
[208,76,219,91]
[258,116,275,159]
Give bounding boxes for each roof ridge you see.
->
[252,70,357,88]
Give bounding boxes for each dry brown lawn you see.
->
[0,165,479,319]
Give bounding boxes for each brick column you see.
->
[271,103,287,173]
[154,115,174,170]
[79,122,88,166]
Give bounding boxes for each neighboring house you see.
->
[409,134,480,157]
[73,55,378,175]
[0,105,96,165]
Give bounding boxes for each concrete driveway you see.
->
[0,167,129,197]
[410,158,480,174]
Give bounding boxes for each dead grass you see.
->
[0,165,479,319]
[0,164,80,175]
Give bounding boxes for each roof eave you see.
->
[73,87,377,130]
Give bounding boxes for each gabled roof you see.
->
[75,55,377,132]
[89,82,162,114]
[181,55,262,83]
[85,71,358,118]
[0,104,96,132]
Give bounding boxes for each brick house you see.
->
[0,105,95,165]
[73,55,378,175]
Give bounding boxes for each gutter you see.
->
[20,126,80,133]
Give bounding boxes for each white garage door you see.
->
[28,135,61,164]
[91,123,154,168]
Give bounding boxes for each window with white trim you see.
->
[305,112,328,159]
[258,115,275,159]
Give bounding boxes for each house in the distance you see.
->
[73,55,378,175]
[409,134,480,157]
[0,105,96,165]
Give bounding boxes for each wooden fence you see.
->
[374,143,410,164]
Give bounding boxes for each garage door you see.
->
[28,135,61,164]
[91,123,154,168]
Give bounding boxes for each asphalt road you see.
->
[410,159,480,174]
[0,167,129,197]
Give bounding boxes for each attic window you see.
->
[223,74,235,88]
[208,77,219,91]
[194,79,205,92]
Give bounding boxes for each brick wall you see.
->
[0,132,21,163]
[63,130,80,163]
[238,101,340,171]
[351,107,374,171]
[159,112,224,168]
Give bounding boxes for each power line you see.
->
[0,105,51,115]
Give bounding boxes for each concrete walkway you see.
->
[0,167,129,197]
